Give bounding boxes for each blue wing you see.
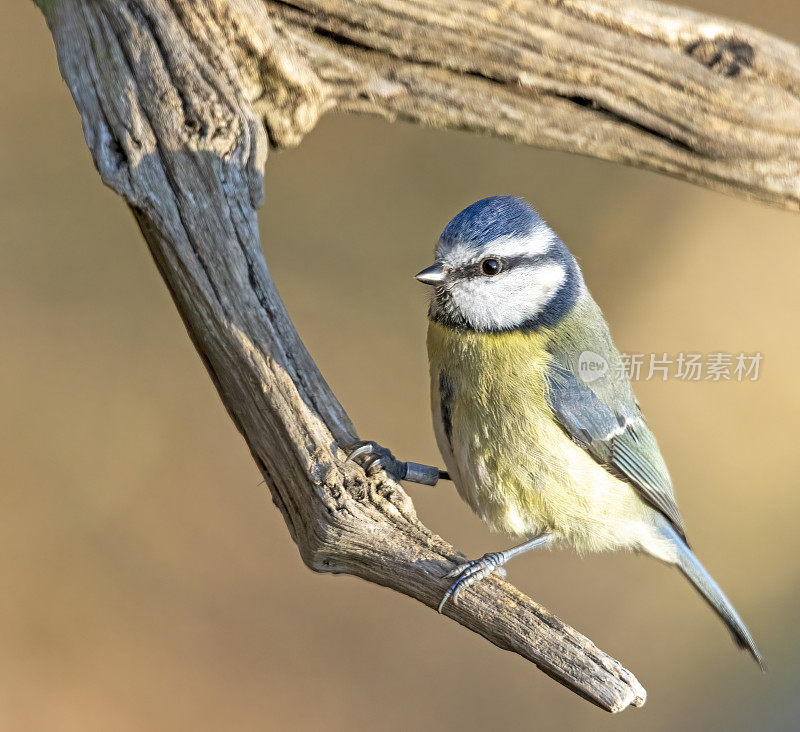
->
[545,362,687,541]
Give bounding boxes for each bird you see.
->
[348,195,763,667]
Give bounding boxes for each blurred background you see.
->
[3,1,799,730]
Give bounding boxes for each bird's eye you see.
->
[481,258,501,276]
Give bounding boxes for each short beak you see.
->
[414,262,447,286]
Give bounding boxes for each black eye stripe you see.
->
[503,253,549,268]
[454,253,550,279]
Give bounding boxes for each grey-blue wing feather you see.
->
[545,363,687,541]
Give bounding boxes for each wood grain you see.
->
[245,0,800,208]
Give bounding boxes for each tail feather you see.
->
[663,524,765,669]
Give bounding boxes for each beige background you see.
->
[3,2,799,730]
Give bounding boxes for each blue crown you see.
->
[439,196,542,248]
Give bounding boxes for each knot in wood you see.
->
[685,36,755,78]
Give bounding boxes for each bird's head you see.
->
[416,196,583,332]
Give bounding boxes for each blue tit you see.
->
[352,195,763,667]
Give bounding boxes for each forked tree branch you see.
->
[34,0,799,713]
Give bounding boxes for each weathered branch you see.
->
[34,0,799,714]
[228,0,800,209]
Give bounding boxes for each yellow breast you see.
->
[427,321,657,553]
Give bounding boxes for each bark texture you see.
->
[35,0,799,713]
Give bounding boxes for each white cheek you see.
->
[450,263,567,330]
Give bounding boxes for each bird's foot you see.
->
[346,441,446,486]
[347,441,408,482]
[438,552,508,613]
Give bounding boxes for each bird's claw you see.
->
[346,441,408,482]
[438,552,507,613]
